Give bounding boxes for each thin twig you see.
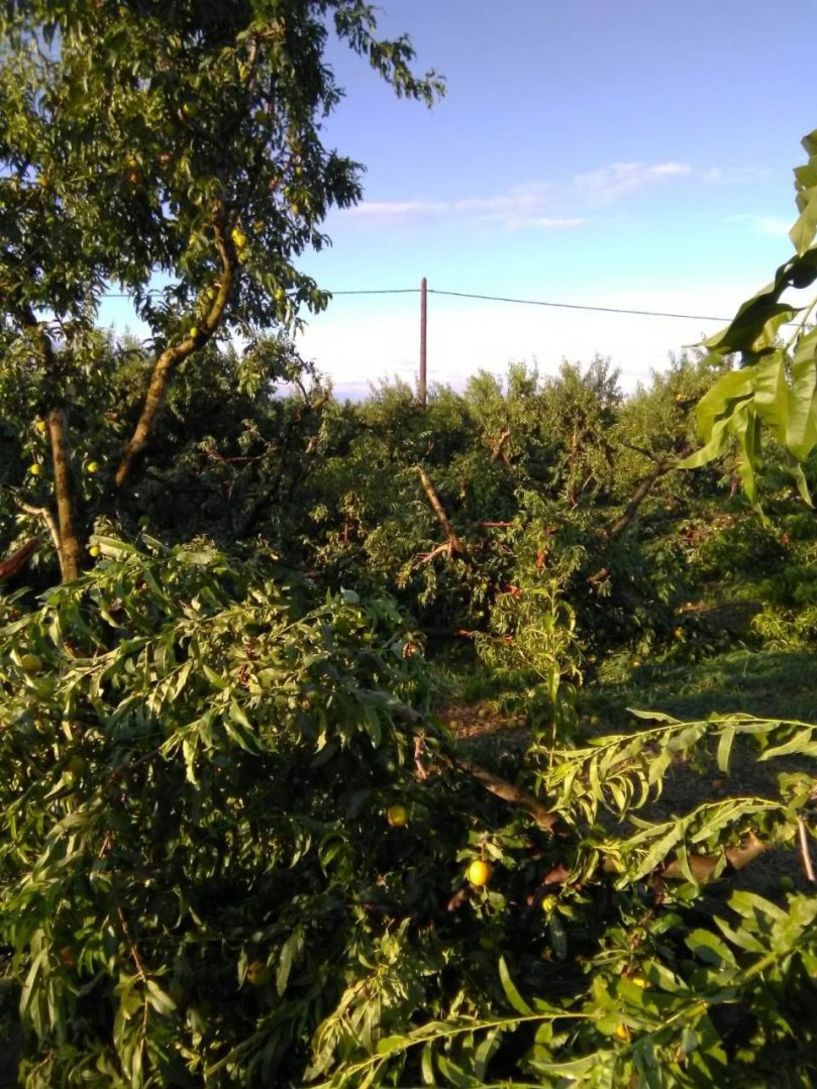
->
[798,816,816,883]
[117,906,148,982]
[17,501,62,572]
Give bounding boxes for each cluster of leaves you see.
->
[678,130,817,504]
[313,708,817,1087]
[0,540,449,1086]
[5,543,817,1087]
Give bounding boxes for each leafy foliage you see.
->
[5,9,817,1084]
[680,131,817,504]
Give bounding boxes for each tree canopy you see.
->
[0,0,442,574]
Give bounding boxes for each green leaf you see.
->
[716,722,736,774]
[790,190,817,254]
[549,915,568,961]
[145,979,176,1016]
[759,726,817,761]
[276,929,303,997]
[498,956,534,1015]
[685,928,737,968]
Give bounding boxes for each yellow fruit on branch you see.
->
[245,961,269,986]
[28,463,42,476]
[58,946,76,969]
[20,653,43,675]
[89,544,101,558]
[386,804,408,828]
[188,326,200,339]
[85,460,99,474]
[231,227,248,250]
[467,860,492,887]
[66,755,88,778]
[34,419,47,434]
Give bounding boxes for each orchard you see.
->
[3,2,817,1087]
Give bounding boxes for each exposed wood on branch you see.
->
[489,428,512,466]
[0,539,38,582]
[798,816,816,883]
[661,831,769,882]
[417,465,463,557]
[48,408,82,581]
[452,756,557,832]
[17,501,62,560]
[115,206,238,488]
[417,542,455,566]
[602,445,691,543]
[12,303,83,580]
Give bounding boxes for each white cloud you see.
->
[701,165,773,185]
[345,199,449,219]
[726,213,791,238]
[344,183,570,230]
[342,158,766,230]
[573,161,693,204]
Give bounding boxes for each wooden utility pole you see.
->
[419,276,427,407]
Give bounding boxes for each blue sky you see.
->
[101,0,817,396]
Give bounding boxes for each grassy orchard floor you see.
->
[440,643,817,903]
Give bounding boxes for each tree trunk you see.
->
[48,408,83,581]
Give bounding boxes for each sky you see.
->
[100,0,817,398]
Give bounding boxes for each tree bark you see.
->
[0,539,38,582]
[417,465,463,555]
[48,408,83,581]
[115,210,238,488]
[603,445,691,542]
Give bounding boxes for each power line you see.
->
[427,288,737,324]
[99,284,738,323]
[327,288,420,296]
[98,283,803,328]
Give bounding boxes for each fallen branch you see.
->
[0,538,38,582]
[661,831,769,882]
[489,428,511,466]
[417,465,464,556]
[393,702,557,831]
[602,444,692,542]
[452,756,557,832]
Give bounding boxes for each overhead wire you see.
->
[98,283,805,328]
[100,284,741,323]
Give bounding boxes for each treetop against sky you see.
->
[22,0,812,395]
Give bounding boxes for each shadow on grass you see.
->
[591,648,817,724]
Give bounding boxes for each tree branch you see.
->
[17,501,62,560]
[115,207,238,489]
[0,538,38,582]
[602,449,689,542]
[453,755,557,831]
[417,465,463,556]
[48,408,82,580]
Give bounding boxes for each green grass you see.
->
[586,647,817,725]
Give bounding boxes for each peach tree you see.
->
[0,0,442,579]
